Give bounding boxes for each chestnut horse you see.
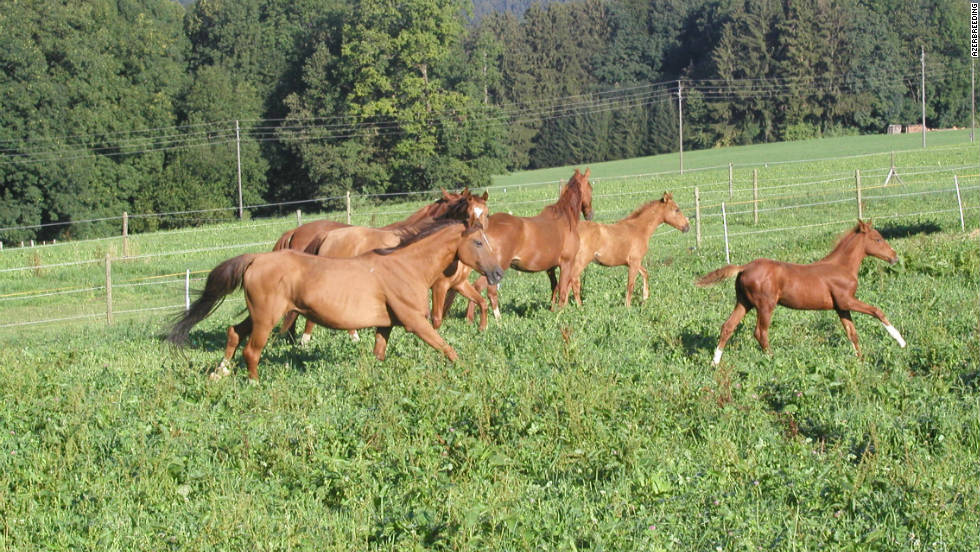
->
[570,192,690,307]
[288,190,493,341]
[456,168,594,321]
[167,220,504,380]
[696,220,906,366]
[275,188,482,340]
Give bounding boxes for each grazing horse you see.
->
[275,188,482,340]
[287,190,493,342]
[458,168,594,320]
[695,220,906,366]
[570,192,690,307]
[167,220,505,380]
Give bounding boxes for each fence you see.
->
[1,148,978,332]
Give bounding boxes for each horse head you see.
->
[462,189,490,229]
[660,192,691,233]
[857,219,898,265]
[457,223,504,285]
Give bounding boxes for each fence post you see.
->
[954,175,965,231]
[855,170,863,220]
[105,254,113,325]
[122,211,129,257]
[296,209,302,227]
[236,120,243,219]
[30,240,34,247]
[185,269,191,311]
[694,187,702,249]
[346,191,352,224]
[753,169,759,225]
[721,202,730,265]
[728,163,734,198]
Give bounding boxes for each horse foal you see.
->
[696,220,906,365]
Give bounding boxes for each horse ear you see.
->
[584,167,591,177]
[856,219,869,232]
[481,191,489,201]
[573,168,581,177]
[662,191,673,202]
[461,186,471,197]
[442,188,452,200]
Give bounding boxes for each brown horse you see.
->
[457,168,594,321]
[570,192,690,307]
[288,190,492,341]
[167,220,505,380]
[695,220,906,366]
[276,188,484,340]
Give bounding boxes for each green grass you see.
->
[0,132,978,550]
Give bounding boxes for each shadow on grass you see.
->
[680,328,719,356]
[876,221,942,240]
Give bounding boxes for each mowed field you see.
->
[1,132,978,550]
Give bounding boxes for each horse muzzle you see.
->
[682,223,691,233]
[888,256,898,265]
[486,266,504,286]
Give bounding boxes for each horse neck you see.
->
[627,203,666,237]
[389,227,461,281]
[819,232,867,276]
[548,184,582,227]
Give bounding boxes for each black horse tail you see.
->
[167,254,259,346]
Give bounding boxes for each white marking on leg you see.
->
[299,333,312,346]
[883,324,906,348]
[350,330,360,342]
[211,359,231,380]
[712,348,723,366]
[493,307,501,319]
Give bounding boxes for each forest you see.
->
[0,0,971,241]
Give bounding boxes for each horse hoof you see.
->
[299,333,312,347]
[493,307,501,320]
[350,331,360,343]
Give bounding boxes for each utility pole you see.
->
[236,120,244,218]
[920,46,926,148]
[677,80,684,174]
[972,60,975,143]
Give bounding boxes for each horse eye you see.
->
[474,240,483,247]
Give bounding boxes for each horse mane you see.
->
[549,176,584,227]
[623,199,662,220]
[825,223,865,258]
[373,219,465,255]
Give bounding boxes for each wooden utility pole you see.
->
[677,80,684,174]
[920,46,926,148]
[236,120,244,218]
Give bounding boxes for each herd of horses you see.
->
[167,169,907,380]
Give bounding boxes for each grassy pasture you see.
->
[0,132,978,550]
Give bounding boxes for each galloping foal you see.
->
[167,220,504,380]
[696,220,906,366]
[570,192,690,307]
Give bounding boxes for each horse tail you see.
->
[272,229,294,251]
[167,254,259,346]
[695,265,744,287]
[302,232,327,255]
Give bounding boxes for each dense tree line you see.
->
[0,0,970,241]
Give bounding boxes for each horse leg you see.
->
[835,296,906,348]
[215,316,253,379]
[467,275,488,322]
[625,264,640,308]
[430,278,452,329]
[241,320,274,381]
[547,268,559,306]
[555,262,575,308]
[836,309,861,356]
[451,280,489,331]
[397,308,458,362]
[713,299,751,366]
[278,311,299,341]
[572,276,583,307]
[300,319,316,346]
[487,284,500,319]
[752,303,775,355]
[638,264,650,303]
[373,326,392,361]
